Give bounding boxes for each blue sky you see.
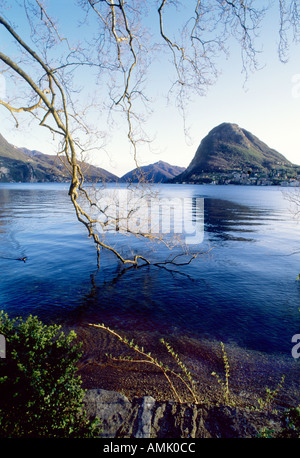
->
[0,1,300,176]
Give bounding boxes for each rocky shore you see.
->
[83,388,282,438]
[73,324,299,438]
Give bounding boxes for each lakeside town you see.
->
[179,168,300,186]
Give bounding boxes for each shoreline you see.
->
[73,323,299,411]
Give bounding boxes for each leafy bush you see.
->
[0,312,100,438]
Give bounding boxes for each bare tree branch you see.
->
[1,1,300,269]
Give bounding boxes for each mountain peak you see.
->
[179,122,293,181]
[121,160,185,183]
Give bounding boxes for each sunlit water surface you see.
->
[0,183,299,377]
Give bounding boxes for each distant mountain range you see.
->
[0,133,118,183]
[121,161,185,183]
[0,134,185,183]
[1,123,299,185]
[20,147,119,183]
[174,122,299,184]
[0,133,184,183]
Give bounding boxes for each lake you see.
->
[0,182,299,401]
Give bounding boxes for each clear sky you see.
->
[0,1,300,177]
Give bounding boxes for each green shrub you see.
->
[0,312,100,438]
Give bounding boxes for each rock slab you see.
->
[84,389,281,438]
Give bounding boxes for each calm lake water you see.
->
[0,182,300,362]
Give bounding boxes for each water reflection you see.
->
[203,198,270,242]
[0,184,299,358]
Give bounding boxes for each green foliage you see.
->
[276,405,300,438]
[211,342,232,406]
[255,375,285,413]
[258,405,300,438]
[90,323,199,404]
[160,338,198,401]
[0,312,101,438]
[257,427,276,438]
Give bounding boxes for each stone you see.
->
[134,396,156,438]
[83,389,132,438]
[84,389,282,439]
